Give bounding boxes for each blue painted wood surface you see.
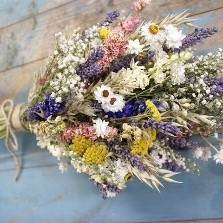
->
[1,0,223,222]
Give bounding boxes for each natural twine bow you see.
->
[0,99,23,181]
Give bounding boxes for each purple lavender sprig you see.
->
[107,141,147,172]
[143,119,182,137]
[110,54,134,73]
[93,181,121,199]
[164,162,181,172]
[76,48,104,79]
[103,10,120,24]
[28,94,65,121]
[158,133,198,150]
[176,27,218,52]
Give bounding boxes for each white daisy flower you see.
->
[150,150,167,166]
[127,39,144,54]
[193,147,211,161]
[93,118,109,138]
[164,24,186,49]
[102,94,125,112]
[213,149,223,164]
[140,23,166,44]
[170,62,186,85]
[94,84,113,104]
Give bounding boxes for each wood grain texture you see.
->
[0,59,44,103]
[0,0,223,73]
[0,0,72,29]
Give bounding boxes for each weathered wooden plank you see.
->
[1,147,223,223]
[0,0,72,29]
[0,0,223,72]
[0,59,44,103]
[166,220,223,223]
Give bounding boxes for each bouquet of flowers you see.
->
[1,0,223,199]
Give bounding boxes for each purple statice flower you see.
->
[176,27,218,52]
[158,133,198,150]
[76,48,104,79]
[107,141,148,172]
[143,119,182,137]
[95,100,146,118]
[28,94,65,121]
[110,54,134,73]
[93,181,121,199]
[188,76,223,96]
[103,10,120,24]
[211,81,223,95]
[164,161,181,172]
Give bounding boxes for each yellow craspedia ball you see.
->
[98,27,110,39]
[148,24,159,34]
[83,144,108,164]
[69,135,93,156]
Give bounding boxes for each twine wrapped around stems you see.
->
[0,99,25,181]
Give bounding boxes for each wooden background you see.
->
[0,0,223,222]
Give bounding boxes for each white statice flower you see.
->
[150,42,168,62]
[164,24,186,49]
[36,136,51,149]
[102,94,125,112]
[114,159,129,184]
[116,61,150,93]
[94,84,113,104]
[213,149,223,164]
[150,150,167,166]
[127,39,144,54]
[93,118,109,138]
[154,71,166,84]
[47,144,65,160]
[170,62,186,85]
[193,147,211,161]
[106,191,117,198]
[58,162,69,173]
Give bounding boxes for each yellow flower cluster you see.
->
[83,144,108,164]
[148,24,159,34]
[146,100,161,121]
[98,27,110,39]
[69,135,108,164]
[69,135,93,156]
[131,128,156,156]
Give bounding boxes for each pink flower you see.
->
[106,127,118,141]
[61,123,98,141]
[134,0,152,12]
[73,122,98,140]
[116,17,140,33]
[98,31,127,69]
[61,127,75,141]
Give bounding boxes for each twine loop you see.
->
[0,99,24,181]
